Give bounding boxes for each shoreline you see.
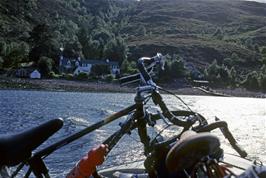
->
[0,77,265,98]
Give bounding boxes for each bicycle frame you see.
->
[9,90,247,178]
[11,104,137,178]
[8,53,248,178]
[11,85,195,177]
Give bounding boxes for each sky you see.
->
[247,0,266,2]
[134,0,266,2]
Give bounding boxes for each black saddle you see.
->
[166,131,220,173]
[0,119,63,167]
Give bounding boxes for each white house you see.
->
[30,70,41,79]
[80,59,120,76]
[74,66,91,76]
[59,56,120,76]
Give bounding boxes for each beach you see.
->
[0,77,265,98]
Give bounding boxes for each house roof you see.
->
[82,59,119,66]
[60,58,76,66]
[75,66,90,73]
[31,70,40,74]
[60,57,119,66]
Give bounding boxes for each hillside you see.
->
[1,0,265,64]
[126,0,266,67]
[0,0,266,90]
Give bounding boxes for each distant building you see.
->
[59,56,120,76]
[193,80,209,87]
[16,68,41,79]
[59,56,76,73]
[30,70,41,79]
[16,68,31,78]
[15,62,35,78]
[74,66,91,76]
[184,63,203,80]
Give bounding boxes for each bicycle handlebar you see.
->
[119,53,165,86]
[119,67,153,86]
[151,91,194,128]
[137,53,164,85]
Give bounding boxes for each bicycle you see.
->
[0,53,261,178]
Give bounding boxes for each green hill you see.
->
[126,0,266,67]
[0,0,266,90]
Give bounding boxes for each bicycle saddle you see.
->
[165,131,220,172]
[0,118,63,167]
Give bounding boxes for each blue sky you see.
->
[247,0,266,2]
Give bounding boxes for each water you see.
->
[0,90,265,177]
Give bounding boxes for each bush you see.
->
[204,60,232,86]
[76,72,88,80]
[49,71,61,78]
[1,42,29,68]
[204,59,220,81]
[0,57,3,69]
[241,71,259,90]
[218,64,230,84]
[91,64,110,76]
[121,59,137,74]
[38,56,54,77]
[170,59,186,78]
[224,58,233,67]
[65,73,73,80]
[104,74,114,82]
[259,74,266,91]
[261,47,266,65]
[228,66,237,87]
[158,60,171,82]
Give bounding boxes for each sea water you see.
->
[0,90,265,177]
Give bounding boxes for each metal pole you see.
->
[33,104,137,158]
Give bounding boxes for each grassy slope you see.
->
[126,0,266,69]
[0,0,95,42]
[0,0,266,71]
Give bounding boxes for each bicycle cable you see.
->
[158,87,194,112]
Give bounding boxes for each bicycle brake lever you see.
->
[157,110,171,125]
[144,110,155,127]
[159,54,166,71]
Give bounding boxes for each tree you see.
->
[63,41,83,58]
[82,37,102,59]
[228,66,237,86]
[120,58,130,74]
[230,52,245,65]
[204,59,220,81]
[0,42,7,56]
[241,71,259,90]
[90,64,110,76]
[261,47,266,64]
[139,26,147,36]
[254,44,260,53]
[77,27,89,48]
[38,56,54,77]
[261,64,266,74]
[29,24,60,63]
[158,60,171,82]
[219,64,230,84]
[170,59,186,78]
[259,73,266,91]
[1,42,29,68]
[0,57,3,69]
[103,36,128,63]
[213,28,223,40]
[224,57,233,67]
[92,28,113,43]
[245,38,254,50]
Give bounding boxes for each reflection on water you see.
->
[0,90,265,177]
